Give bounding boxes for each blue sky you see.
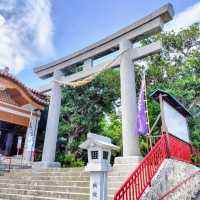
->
[0,0,200,89]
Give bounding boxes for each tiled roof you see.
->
[150,89,191,117]
[0,69,48,106]
[0,90,19,106]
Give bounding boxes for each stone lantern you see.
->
[79,133,119,200]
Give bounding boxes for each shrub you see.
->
[56,154,85,167]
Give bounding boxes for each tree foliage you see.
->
[56,70,120,166]
[144,24,200,149]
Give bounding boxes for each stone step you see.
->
[15,168,84,173]
[0,162,136,200]
[112,164,139,171]
[0,183,89,193]
[8,171,128,178]
[0,182,117,197]
[108,181,123,189]
[0,175,125,183]
[9,169,86,176]
[108,175,128,182]
[0,175,90,181]
[0,178,89,186]
[0,188,89,200]
[108,171,132,176]
[109,194,115,200]
[7,171,89,177]
[0,192,70,200]
[114,156,142,164]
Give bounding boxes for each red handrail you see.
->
[114,134,168,200]
[114,134,193,200]
[167,133,192,163]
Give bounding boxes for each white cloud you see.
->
[0,0,54,74]
[165,2,200,32]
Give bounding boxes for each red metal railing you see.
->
[114,134,168,200]
[114,133,193,200]
[167,133,192,163]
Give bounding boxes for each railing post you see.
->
[8,157,11,172]
[159,94,171,158]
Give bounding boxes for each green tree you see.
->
[57,70,120,166]
[144,23,200,150]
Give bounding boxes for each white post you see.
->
[5,133,14,156]
[120,39,140,157]
[41,69,63,167]
[23,111,40,161]
[89,172,108,200]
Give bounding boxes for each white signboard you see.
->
[163,101,190,143]
[27,127,34,151]
[17,136,23,149]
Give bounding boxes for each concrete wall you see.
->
[141,159,200,200]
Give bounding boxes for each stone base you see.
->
[114,156,143,164]
[113,156,143,172]
[108,156,143,197]
[33,161,61,169]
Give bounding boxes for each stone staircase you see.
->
[0,168,89,200]
[0,163,137,200]
[108,156,142,199]
[1,158,198,200]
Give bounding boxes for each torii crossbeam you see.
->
[34,4,174,168]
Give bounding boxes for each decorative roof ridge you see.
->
[0,69,48,106]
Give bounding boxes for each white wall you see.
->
[163,101,190,143]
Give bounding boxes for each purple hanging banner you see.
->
[136,77,149,135]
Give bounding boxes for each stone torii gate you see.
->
[34,4,174,168]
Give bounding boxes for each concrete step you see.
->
[108,175,128,182]
[8,171,88,177]
[108,182,123,190]
[0,183,89,193]
[0,178,89,186]
[108,171,131,176]
[0,192,70,200]
[1,175,125,183]
[0,163,135,200]
[112,164,139,171]
[0,188,89,200]
[114,156,142,164]
[14,168,84,173]
[0,175,90,181]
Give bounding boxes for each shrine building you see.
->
[0,67,48,161]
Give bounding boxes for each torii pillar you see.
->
[120,39,140,157]
[34,70,62,168]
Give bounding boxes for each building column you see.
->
[40,69,62,167]
[23,111,40,161]
[120,39,140,157]
[5,132,14,156]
